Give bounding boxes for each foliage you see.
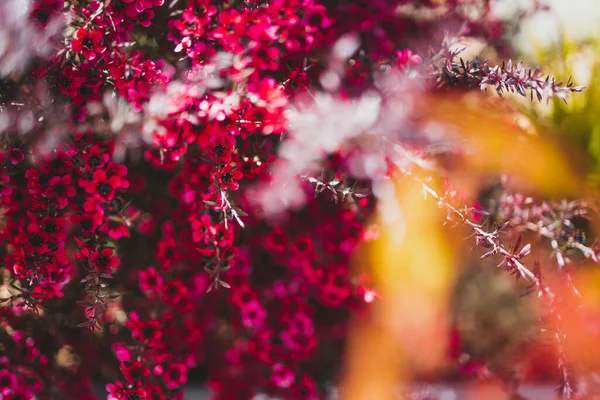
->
[0,0,595,399]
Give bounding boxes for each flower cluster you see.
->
[0,0,593,399]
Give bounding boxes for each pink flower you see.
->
[215,164,243,191]
[0,370,17,395]
[272,363,295,388]
[396,49,422,69]
[241,300,267,328]
[71,28,106,61]
[163,363,188,389]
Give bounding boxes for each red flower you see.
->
[0,370,17,394]
[127,315,163,345]
[208,134,235,163]
[100,219,130,240]
[291,235,314,256]
[230,284,258,308]
[318,271,352,308]
[143,384,166,400]
[138,267,164,294]
[9,148,24,165]
[40,216,67,240]
[121,361,150,386]
[252,45,281,71]
[4,390,34,400]
[263,227,289,253]
[161,280,190,309]
[155,238,178,269]
[25,223,48,252]
[123,387,147,400]
[58,66,87,97]
[271,362,295,388]
[71,28,106,61]
[106,382,126,400]
[396,49,422,70]
[241,300,267,329]
[163,363,188,389]
[91,248,120,271]
[46,175,76,208]
[284,69,309,96]
[79,169,123,200]
[290,375,318,399]
[71,213,101,235]
[25,166,53,195]
[82,145,110,170]
[215,164,242,191]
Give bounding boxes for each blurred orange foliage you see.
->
[342,92,593,398]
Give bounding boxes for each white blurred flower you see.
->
[0,0,64,77]
[103,92,142,133]
[332,33,361,60]
[254,45,438,216]
[256,90,382,215]
[319,33,361,93]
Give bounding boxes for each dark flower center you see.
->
[54,183,66,195]
[81,85,97,96]
[80,219,92,231]
[34,10,50,24]
[146,275,157,286]
[0,79,16,103]
[220,172,233,184]
[3,164,16,174]
[0,376,11,387]
[88,155,102,167]
[39,174,51,186]
[241,163,252,173]
[257,49,268,59]
[239,36,250,46]
[130,368,143,380]
[167,286,178,296]
[213,144,226,156]
[193,4,206,16]
[59,76,71,88]
[52,158,64,169]
[98,183,111,196]
[43,221,58,234]
[309,13,322,25]
[111,198,124,209]
[82,38,94,49]
[143,326,155,338]
[169,368,180,379]
[96,255,109,268]
[28,233,44,248]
